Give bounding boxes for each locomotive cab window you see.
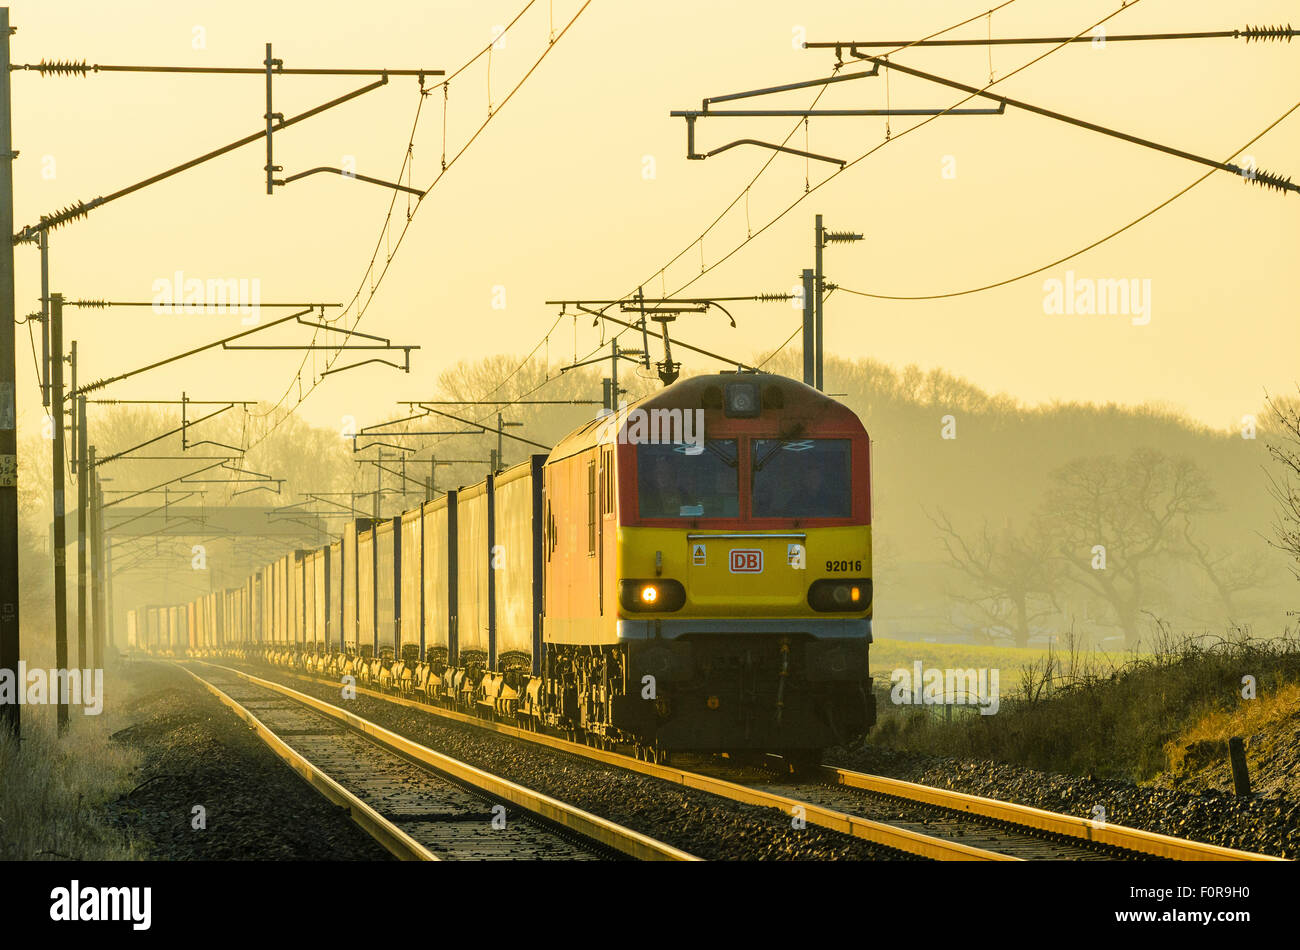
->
[751,438,852,519]
[637,440,739,518]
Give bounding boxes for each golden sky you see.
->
[8,0,1298,442]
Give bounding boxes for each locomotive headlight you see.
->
[723,381,761,418]
[620,579,686,612]
[808,578,872,612]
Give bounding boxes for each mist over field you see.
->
[15,352,1298,660]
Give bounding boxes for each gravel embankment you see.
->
[224,661,906,861]
[829,745,1298,859]
[102,661,391,860]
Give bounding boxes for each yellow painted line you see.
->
[231,661,1012,861]
[820,767,1286,862]
[195,662,697,862]
[174,662,437,862]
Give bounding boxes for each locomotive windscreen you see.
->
[637,440,738,518]
[751,438,852,518]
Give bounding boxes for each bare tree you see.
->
[1263,389,1300,583]
[1039,448,1216,649]
[929,509,1059,648]
[1179,518,1270,622]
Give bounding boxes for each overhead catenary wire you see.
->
[839,49,1297,193]
[804,24,1299,49]
[568,0,1144,386]
[833,97,1300,301]
[247,1,550,427]
[242,0,590,458]
[14,78,392,239]
[15,61,445,76]
[425,0,1032,445]
[756,287,837,370]
[617,0,1025,314]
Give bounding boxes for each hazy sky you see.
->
[8,0,1298,446]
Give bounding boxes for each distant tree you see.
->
[929,509,1059,648]
[429,354,640,481]
[1263,390,1300,584]
[1178,519,1270,622]
[1039,448,1216,649]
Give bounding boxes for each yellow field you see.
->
[868,637,1130,678]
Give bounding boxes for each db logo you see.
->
[729,549,763,573]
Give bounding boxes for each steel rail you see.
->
[195,662,697,862]
[241,663,1009,861]
[176,663,437,861]
[247,660,1285,862]
[816,766,1285,862]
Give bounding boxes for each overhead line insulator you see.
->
[1237,167,1296,194]
[1239,24,1297,43]
[28,58,91,77]
[35,200,97,235]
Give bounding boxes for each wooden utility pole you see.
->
[77,395,88,668]
[90,449,105,667]
[0,7,20,738]
[49,294,68,730]
[812,215,862,392]
[801,268,815,386]
[814,215,825,391]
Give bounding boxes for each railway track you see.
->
[806,765,1285,861]
[705,758,1284,861]
[176,663,695,861]
[203,658,1283,862]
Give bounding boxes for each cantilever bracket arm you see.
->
[276,166,425,197]
[352,438,419,455]
[673,114,847,166]
[701,66,879,109]
[97,405,237,465]
[294,315,393,345]
[102,459,228,508]
[232,484,281,498]
[219,462,278,481]
[184,439,245,454]
[14,79,390,241]
[74,307,315,396]
[704,135,846,166]
[670,64,1003,165]
[559,351,644,373]
[318,349,415,378]
[842,47,1299,194]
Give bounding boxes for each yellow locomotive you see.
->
[131,372,875,764]
[541,372,874,761]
